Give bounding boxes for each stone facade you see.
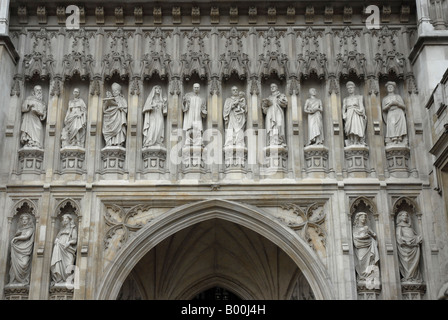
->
[0,0,447,300]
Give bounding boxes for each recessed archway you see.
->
[96,199,335,300]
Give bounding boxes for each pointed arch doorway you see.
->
[96,199,335,300]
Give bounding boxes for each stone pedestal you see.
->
[224,145,247,179]
[142,146,167,173]
[49,284,74,300]
[385,145,410,178]
[344,145,369,178]
[401,282,426,300]
[182,145,206,179]
[4,284,29,300]
[304,144,329,178]
[101,146,126,174]
[18,147,44,174]
[357,281,381,300]
[60,146,85,174]
[262,145,288,178]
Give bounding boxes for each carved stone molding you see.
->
[142,146,167,172]
[304,145,329,175]
[182,145,206,174]
[224,146,248,174]
[4,285,29,300]
[100,146,126,173]
[344,145,369,176]
[60,146,86,174]
[18,148,44,174]
[49,285,73,300]
[263,145,288,175]
[385,145,411,178]
[401,282,426,300]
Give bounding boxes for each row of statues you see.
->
[7,209,422,288]
[352,210,423,290]
[19,82,409,152]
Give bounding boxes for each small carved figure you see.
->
[50,214,78,285]
[61,88,87,148]
[396,211,423,283]
[102,83,127,147]
[142,85,168,147]
[262,83,288,147]
[182,83,207,146]
[352,212,381,289]
[8,213,35,285]
[382,81,408,146]
[20,85,47,149]
[304,88,324,146]
[342,82,367,146]
[223,86,247,148]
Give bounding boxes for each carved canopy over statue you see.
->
[142,85,168,148]
[262,83,288,147]
[61,88,87,148]
[223,86,247,148]
[8,213,35,285]
[102,83,128,147]
[342,81,367,146]
[20,85,47,149]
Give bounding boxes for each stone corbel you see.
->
[382,5,391,23]
[324,6,333,24]
[134,7,143,24]
[248,7,257,24]
[343,6,352,24]
[37,6,47,24]
[286,7,295,24]
[172,7,181,24]
[400,5,410,23]
[229,7,238,24]
[57,7,65,25]
[267,7,276,24]
[115,7,124,25]
[305,6,314,24]
[96,7,104,24]
[18,5,27,24]
[154,7,162,24]
[210,7,219,24]
[192,7,200,24]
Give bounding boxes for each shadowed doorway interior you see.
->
[193,287,241,300]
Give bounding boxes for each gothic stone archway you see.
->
[95,199,335,300]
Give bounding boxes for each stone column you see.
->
[0,0,10,36]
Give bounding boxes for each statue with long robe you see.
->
[352,212,381,289]
[342,81,367,146]
[182,83,207,146]
[102,83,127,147]
[304,88,324,146]
[8,213,35,285]
[142,85,167,148]
[262,83,288,147]
[50,214,78,285]
[223,86,247,148]
[61,88,87,148]
[396,211,423,283]
[382,81,408,146]
[20,85,47,149]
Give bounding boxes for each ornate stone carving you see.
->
[142,28,171,80]
[172,7,181,24]
[248,7,257,24]
[95,7,105,24]
[18,5,28,24]
[220,28,249,80]
[229,7,238,24]
[305,6,314,24]
[343,6,352,23]
[24,29,55,80]
[324,6,333,24]
[20,85,47,149]
[102,83,127,147]
[267,7,276,24]
[115,7,124,24]
[181,28,210,80]
[304,88,324,146]
[262,83,287,148]
[153,7,162,24]
[143,86,167,148]
[192,7,200,24]
[37,6,47,24]
[279,203,327,259]
[383,81,408,146]
[60,147,85,173]
[102,28,133,80]
[61,88,87,149]
[343,81,367,146]
[287,6,296,24]
[134,7,143,24]
[210,7,219,24]
[182,83,207,147]
[259,28,288,80]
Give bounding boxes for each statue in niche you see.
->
[8,213,35,285]
[182,83,207,146]
[352,212,381,289]
[261,83,288,147]
[223,86,247,148]
[102,83,127,147]
[382,81,408,146]
[20,85,47,149]
[142,85,168,148]
[61,88,87,148]
[396,211,423,283]
[50,214,78,285]
[342,81,367,146]
[304,88,324,146]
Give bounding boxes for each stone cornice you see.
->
[0,34,19,64]
[408,34,448,65]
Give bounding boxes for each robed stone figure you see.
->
[103,83,127,147]
[61,88,87,148]
[8,213,35,285]
[262,83,288,147]
[304,88,324,146]
[182,83,207,146]
[20,85,47,149]
[50,214,78,285]
[396,211,423,283]
[342,81,367,146]
[142,85,168,148]
[223,86,247,148]
[382,81,408,146]
[352,212,381,289]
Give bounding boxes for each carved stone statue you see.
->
[61,88,87,148]
[8,213,35,285]
[142,85,168,148]
[182,83,207,146]
[304,88,324,146]
[50,214,78,285]
[396,211,423,283]
[342,81,367,146]
[382,81,408,146]
[20,85,47,149]
[223,86,247,148]
[102,83,127,147]
[352,212,381,289]
[262,83,288,147]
